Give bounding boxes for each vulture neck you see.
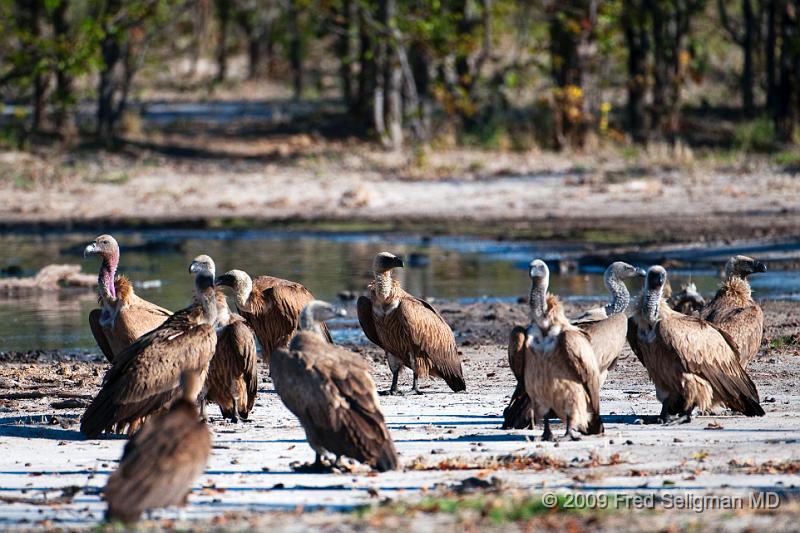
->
[200,290,218,325]
[528,279,548,323]
[720,276,752,304]
[641,287,662,325]
[99,255,118,300]
[374,271,396,303]
[605,273,630,316]
[233,281,253,312]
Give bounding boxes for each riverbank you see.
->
[2,144,800,244]
[1,298,798,531]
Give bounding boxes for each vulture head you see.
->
[299,300,346,339]
[724,255,767,280]
[84,234,120,299]
[190,255,216,277]
[527,259,550,323]
[215,269,253,309]
[373,252,404,275]
[606,261,646,281]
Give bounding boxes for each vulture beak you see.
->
[334,306,347,317]
[83,243,98,258]
[636,268,647,277]
[189,261,200,274]
[393,257,405,269]
[754,261,767,274]
[215,274,235,287]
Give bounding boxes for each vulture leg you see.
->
[411,372,423,395]
[541,417,554,442]
[663,409,693,426]
[381,353,403,396]
[230,377,240,423]
[562,415,582,441]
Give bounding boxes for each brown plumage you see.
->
[216,269,331,367]
[272,300,399,472]
[190,255,259,422]
[502,325,532,429]
[523,260,603,441]
[104,371,211,524]
[503,261,641,430]
[628,265,765,423]
[702,256,766,367]
[85,235,171,363]
[357,252,465,395]
[81,271,218,438]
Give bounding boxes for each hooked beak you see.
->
[754,261,767,274]
[636,268,647,277]
[83,243,98,258]
[215,274,234,287]
[189,261,201,274]
[393,256,405,269]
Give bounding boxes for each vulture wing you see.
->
[657,314,764,416]
[357,296,384,349]
[398,296,465,392]
[89,309,115,363]
[81,308,216,438]
[507,325,527,383]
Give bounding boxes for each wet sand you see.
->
[1,298,798,531]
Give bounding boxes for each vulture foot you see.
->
[379,388,405,396]
[291,455,334,473]
[541,418,554,441]
[662,412,692,426]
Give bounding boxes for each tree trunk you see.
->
[355,6,375,127]
[775,1,799,142]
[215,0,232,82]
[97,33,122,141]
[622,0,649,143]
[385,0,403,150]
[742,0,756,115]
[15,0,45,133]
[51,0,74,134]
[287,0,303,99]
[766,0,778,111]
[336,0,356,110]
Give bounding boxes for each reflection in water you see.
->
[0,231,793,352]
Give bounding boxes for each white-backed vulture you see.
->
[80,271,217,438]
[104,371,211,524]
[503,261,642,430]
[667,281,705,315]
[357,252,465,395]
[215,269,331,367]
[271,300,399,472]
[573,262,646,385]
[524,260,603,441]
[701,255,766,367]
[190,255,258,422]
[627,265,765,424]
[84,235,171,363]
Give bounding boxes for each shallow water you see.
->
[0,230,795,352]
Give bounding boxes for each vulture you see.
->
[503,261,642,429]
[701,255,767,367]
[357,252,465,395]
[85,234,171,363]
[80,270,218,438]
[523,260,604,441]
[190,255,258,422]
[105,371,211,524]
[271,300,399,472]
[627,265,765,424]
[215,268,330,367]
[573,262,646,386]
[669,282,706,315]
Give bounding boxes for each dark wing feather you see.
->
[501,381,532,430]
[626,316,646,366]
[399,296,465,392]
[357,296,384,349]
[105,401,211,523]
[507,325,526,382]
[81,308,216,438]
[659,314,764,416]
[89,309,115,363]
[561,330,601,417]
[231,320,259,415]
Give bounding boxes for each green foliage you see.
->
[733,117,777,153]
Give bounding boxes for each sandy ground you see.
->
[2,145,800,243]
[1,298,798,531]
